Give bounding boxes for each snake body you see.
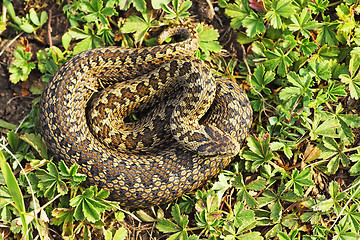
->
[39,25,252,207]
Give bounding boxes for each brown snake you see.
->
[39,25,252,207]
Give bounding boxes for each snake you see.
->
[38,25,252,207]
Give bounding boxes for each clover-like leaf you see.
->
[285,168,314,196]
[70,186,111,223]
[156,204,189,239]
[265,0,296,29]
[243,135,275,171]
[36,162,68,199]
[288,9,319,37]
[242,12,266,38]
[264,47,293,77]
[316,22,339,46]
[51,208,75,237]
[69,26,102,54]
[58,161,86,186]
[121,11,156,45]
[299,38,318,57]
[251,65,275,95]
[225,0,252,29]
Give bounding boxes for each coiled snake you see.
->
[39,25,252,207]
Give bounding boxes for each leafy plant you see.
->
[121,10,158,45]
[8,47,36,83]
[2,0,360,238]
[160,0,192,23]
[3,0,48,34]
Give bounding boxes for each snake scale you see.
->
[39,25,252,207]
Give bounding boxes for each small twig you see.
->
[7,95,34,105]
[15,115,27,133]
[205,0,215,19]
[222,26,233,47]
[330,181,360,230]
[2,3,6,24]
[47,5,56,47]
[0,31,23,59]
[67,0,75,15]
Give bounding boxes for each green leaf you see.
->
[308,60,332,81]
[225,0,251,29]
[161,0,191,21]
[58,161,86,185]
[9,49,36,83]
[264,47,293,77]
[325,80,347,102]
[349,47,360,76]
[115,211,125,222]
[286,168,314,196]
[69,26,101,54]
[178,1,192,15]
[299,38,318,57]
[237,31,259,44]
[40,11,48,26]
[113,228,127,240]
[288,9,319,37]
[234,174,258,208]
[156,218,180,233]
[51,208,74,236]
[333,223,360,239]
[29,8,40,26]
[62,32,72,50]
[70,186,110,222]
[3,0,22,26]
[233,202,257,232]
[0,119,17,130]
[101,7,115,16]
[198,25,221,56]
[133,0,147,12]
[270,199,282,222]
[309,0,328,14]
[73,32,102,54]
[243,135,274,171]
[242,12,266,38]
[278,232,291,240]
[340,74,360,100]
[7,131,20,152]
[265,0,296,29]
[349,154,360,175]
[316,23,339,46]
[237,232,263,240]
[20,133,48,159]
[152,0,171,9]
[36,162,67,198]
[251,65,275,94]
[304,113,340,140]
[121,13,153,44]
[20,22,35,33]
[0,151,28,237]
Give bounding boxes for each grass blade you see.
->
[0,151,29,240]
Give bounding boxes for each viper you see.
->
[38,25,252,207]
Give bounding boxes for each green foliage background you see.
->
[0,0,360,239]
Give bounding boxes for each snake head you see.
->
[171,124,241,157]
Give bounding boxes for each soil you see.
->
[0,39,33,126]
[0,0,71,128]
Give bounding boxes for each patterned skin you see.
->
[38,25,252,207]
